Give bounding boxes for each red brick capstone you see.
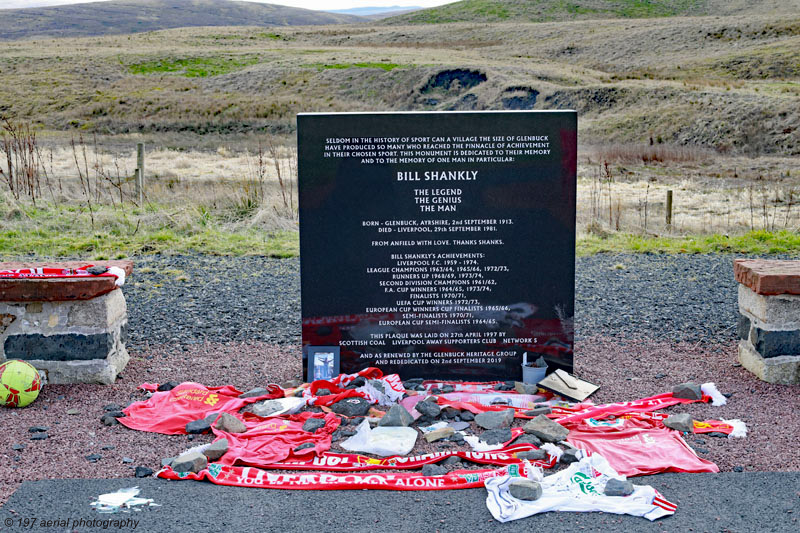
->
[734,258,800,296]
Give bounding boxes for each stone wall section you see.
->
[0,290,128,384]
[736,259,800,385]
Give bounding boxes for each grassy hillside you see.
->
[384,0,800,24]
[0,0,361,40]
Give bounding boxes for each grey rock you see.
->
[664,413,694,433]
[707,432,728,438]
[448,421,470,432]
[415,400,442,418]
[475,409,515,430]
[101,445,115,451]
[344,377,366,389]
[238,387,269,399]
[448,432,466,444]
[694,447,710,454]
[28,426,49,433]
[733,466,744,472]
[214,413,247,434]
[672,382,703,400]
[294,443,315,452]
[509,479,542,501]
[87,265,108,275]
[122,457,134,464]
[302,417,328,432]
[516,449,547,461]
[421,464,447,476]
[185,419,212,434]
[424,427,455,443]
[135,466,154,478]
[440,385,455,393]
[204,412,221,424]
[330,397,371,417]
[12,444,25,451]
[203,438,229,461]
[172,451,207,473]
[523,415,569,442]
[378,404,414,427]
[30,433,48,441]
[100,413,120,426]
[441,407,460,419]
[440,456,462,467]
[280,379,302,389]
[561,448,581,464]
[514,382,539,395]
[316,388,332,397]
[161,457,174,467]
[157,381,181,392]
[66,408,81,415]
[604,478,634,497]
[459,410,475,421]
[248,399,285,418]
[523,406,552,417]
[512,434,543,447]
[85,454,102,462]
[103,403,121,412]
[479,428,512,445]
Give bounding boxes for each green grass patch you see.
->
[303,62,406,72]
[128,55,260,78]
[577,230,800,256]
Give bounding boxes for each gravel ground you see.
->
[2,253,798,508]
[123,253,741,347]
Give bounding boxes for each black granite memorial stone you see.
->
[299,111,576,381]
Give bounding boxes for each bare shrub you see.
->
[589,144,713,164]
[0,118,43,204]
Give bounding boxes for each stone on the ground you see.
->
[203,438,229,461]
[316,388,332,397]
[157,381,181,392]
[459,410,475,421]
[441,407,460,419]
[511,434,543,447]
[214,413,247,434]
[422,464,447,476]
[103,403,121,412]
[523,415,569,442]
[448,432,466,444]
[509,479,542,501]
[281,379,302,389]
[204,412,221,424]
[448,421,470,431]
[475,409,515,430]
[664,413,695,433]
[479,428,512,445]
[415,400,442,418]
[368,379,385,393]
[122,457,134,464]
[604,478,634,497]
[30,433,48,441]
[672,382,703,400]
[441,456,461,467]
[344,377,366,389]
[424,427,455,443]
[11,444,25,451]
[161,457,174,467]
[514,382,539,395]
[523,406,552,417]
[85,454,102,462]
[172,451,207,473]
[378,404,414,427]
[707,432,728,438]
[302,417,327,432]
[440,385,455,393]
[135,466,154,478]
[733,466,744,472]
[330,397,371,417]
[100,413,120,426]
[494,381,515,391]
[238,387,269,399]
[516,449,547,461]
[561,448,581,464]
[28,426,48,433]
[294,443,315,452]
[66,408,81,415]
[248,399,285,418]
[185,419,212,434]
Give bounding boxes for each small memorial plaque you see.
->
[299,111,576,381]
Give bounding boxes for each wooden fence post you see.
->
[666,189,673,228]
[135,142,145,205]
